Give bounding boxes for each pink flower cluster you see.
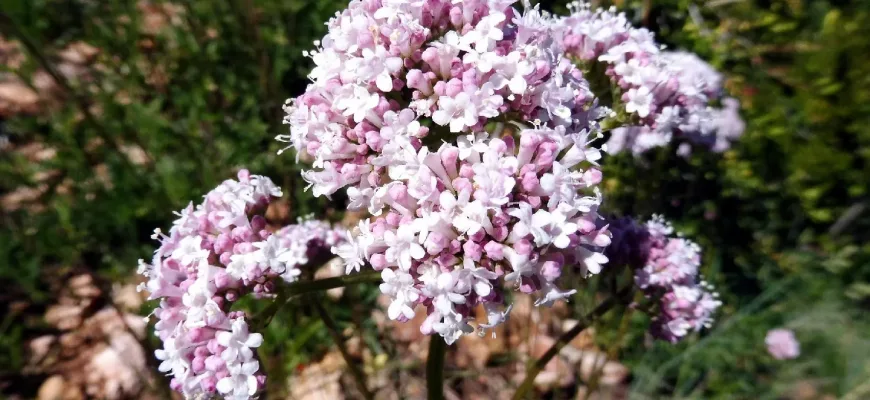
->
[607,216,720,342]
[139,170,346,399]
[765,328,800,360]
[637,216,720,342]
[559,4,744,155]
[284,0,612,344]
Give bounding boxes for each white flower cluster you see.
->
[140,170,347,399]
[559,4,744,155]
[285,0,613,344]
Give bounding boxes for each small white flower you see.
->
[472,164,515,207]
[182,279,224,328]
[155,336,189,377]
[335,85,379,123]
[457,264,498,297]
[432,92,475,133]
[530,209,578,249]
[170,235,209,267]
[456,132,490,161]
[535,282,577,307]
[384,225,426,271]
[216,360,260,398]
[217,319,264,363]
[379,268,420,320]
[332,231,366,274]
[461,12,506,52]
[226,252,259,281]
[453,200,493,236]
[433,312,473,345]
[502,246,536,282]
[625,86,653,118]
[575,246,608,275]
[478,304,512,337]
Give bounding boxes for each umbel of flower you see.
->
[559,3,745,155]
[139,170,348,399]
[284,0,613,344]
[606,216,721,342]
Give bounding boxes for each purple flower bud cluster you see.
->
[285,0,616,344]
[559,3,745,155]
[607,215,721,343]
[272,216,348,281]
[139,170,347,399]
[603,216,651,269]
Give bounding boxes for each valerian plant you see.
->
[141,1,742,399]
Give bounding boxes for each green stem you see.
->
[427,336,447,400]
[252,270,381,330]
[310,294,375,400]
[285,270,382,294]
[511,291,628,400]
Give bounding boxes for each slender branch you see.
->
[286,270,382,293]
[512,290,630,400]
[252,270,381,330]
[427,335,447,400]
[309,294,375,400]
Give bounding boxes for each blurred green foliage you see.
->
[1,0,869,397]
[0,0,345,390]
[0,0,345,298]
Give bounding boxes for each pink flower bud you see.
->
[194,345,210,358]
[188,328,209,343]
[215,369,229,380]
[234,242,255,254]
[388,184,408,202]
[214,234,233,254]
[514,239,533,256]
[463,241,483,261]
[406,69,433,95]
[433,80,447,96]
[205,354,225,371]
[484,241,504,260]
[425,232,448,255]
[191,356,206,373]
[206,339,221,354]
[385,212,402,226]
[370,253,388,270]
[449,6,463,26]
[218,252,232,267]
[179,278,195,292]
[519,275,539,294]
[491,226,509,242]
[237,169,250,182]
[446,78,463,97]
[251,215,266,232]
[201,376,218,393]
[452,177,472,193]
[577,218,596,234]
[458,164,474,179]
[540,253,565,282]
